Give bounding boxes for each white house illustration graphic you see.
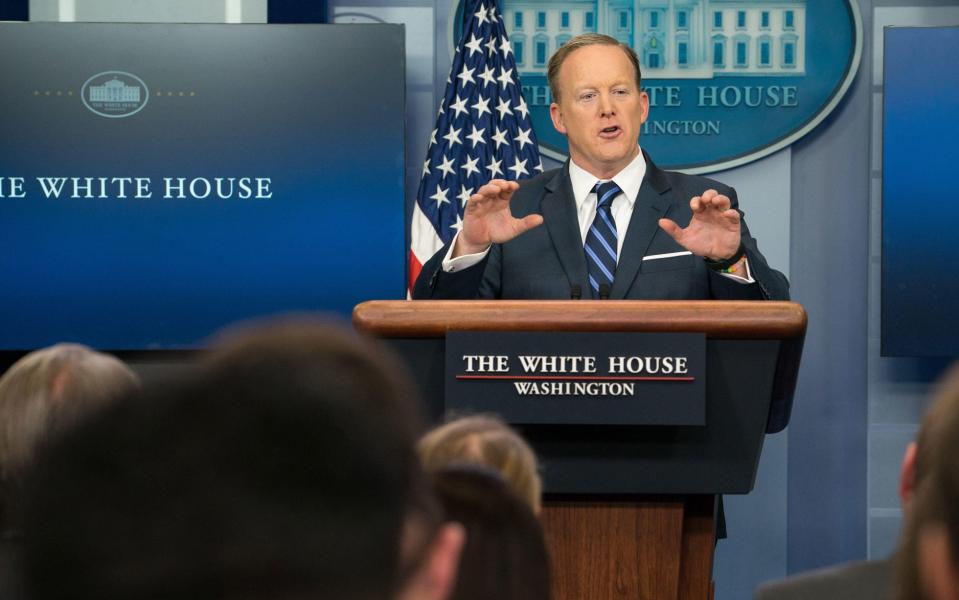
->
[503,0,806,79]
[88,77,141,102]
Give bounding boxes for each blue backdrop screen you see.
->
[882,26,959,357]
[0,23,405,350]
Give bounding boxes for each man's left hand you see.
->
[658,189,741,261]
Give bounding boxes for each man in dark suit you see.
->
[414,33,787,301]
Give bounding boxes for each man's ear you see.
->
[549,102,566,135]
[900,441,919,507]
[398,522,466,600]
[638,89,650,125]
[426,523,466,600]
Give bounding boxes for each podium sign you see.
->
[445,331,706,425]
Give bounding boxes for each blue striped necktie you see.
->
[585,181,621,299]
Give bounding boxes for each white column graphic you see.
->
[226,0,243,23]
[58,0,75,22]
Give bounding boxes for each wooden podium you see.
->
[354,300,806,600]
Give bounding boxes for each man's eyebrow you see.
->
[572,81,631,94]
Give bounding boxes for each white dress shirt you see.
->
[567,151,645,256]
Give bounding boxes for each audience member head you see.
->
[418,414,542,513]
[0,343,138,521]
[899,362,959,511]
[896,364,959,600]
[396,467,465,600]
[432,466,551,600]
[19,318,461,600]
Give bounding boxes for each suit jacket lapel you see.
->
[611,155,673,299]
[541,165,589,293]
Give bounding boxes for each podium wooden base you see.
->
[541,496,716,600]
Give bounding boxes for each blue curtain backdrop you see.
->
[268,0,326,23]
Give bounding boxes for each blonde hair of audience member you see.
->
[0,343,139,486]
[418,414,542,514]
[896,364,959,600]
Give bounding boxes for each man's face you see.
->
[549,44,649,179]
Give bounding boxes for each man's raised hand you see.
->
[658,189,742,261]
[453,179,544,257]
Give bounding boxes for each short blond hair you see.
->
[0,343,139,483]
[418,414,542,513]
[547,33,642,102]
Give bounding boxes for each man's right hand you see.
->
[453,179,545,257]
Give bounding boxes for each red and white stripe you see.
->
[408,201,444,296]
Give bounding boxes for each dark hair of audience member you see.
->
[18,319,426,600]
[0,343,139,524]
[926,440,959,598]
[397,466,445,585]
[433,465,551,600]
[418,414,542,513]
[895,363,959,600]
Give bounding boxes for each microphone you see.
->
[599,283,610,300]
[569,284,582,300]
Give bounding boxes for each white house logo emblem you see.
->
[452,0,862,173]
[81,71,149,118]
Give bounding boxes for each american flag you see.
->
[408,0,542,292]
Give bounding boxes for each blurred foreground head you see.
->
[0,343,138,519]
[433,466,551,600]
[419,414,542,514]
[19,318,443,600]
[896,363,959,600]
